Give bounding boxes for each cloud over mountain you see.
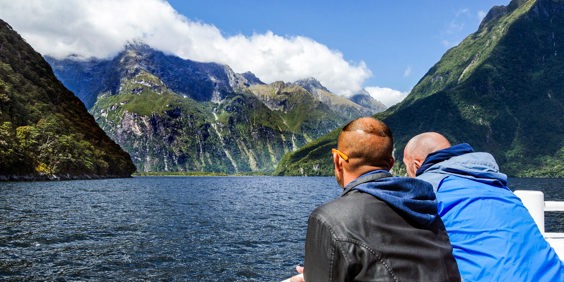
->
[0,0,371,96]
[365,86,408,108]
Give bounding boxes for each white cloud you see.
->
[403,66,412,77]
[477,10,488,21]
[441,8,473,48]
[365,86,409,108]
[441,39,457,48]
[0,0,371,96]
[445,9,470,35]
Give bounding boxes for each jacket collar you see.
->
[343,170,438,227]
[416,143,474,176]
[343,170,392,195]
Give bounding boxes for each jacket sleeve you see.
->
[303,212,352,282]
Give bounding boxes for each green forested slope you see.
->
[0,20,135,180]
[277,0,564,177]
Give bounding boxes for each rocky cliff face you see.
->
[92,79,312,173]
[47,43,258,108]
[49,44,384,173]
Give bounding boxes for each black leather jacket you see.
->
[303,189,460,282]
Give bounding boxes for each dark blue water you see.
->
[0,177,562,281]
[0,176,339,281]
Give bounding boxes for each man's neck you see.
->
[343,167,389,187]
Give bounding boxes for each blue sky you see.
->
[0,0,510,106]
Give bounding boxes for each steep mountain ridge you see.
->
[277,0,564,177]
[47,43,259,108]
[0,19,135,180]
[49,44,384,173]
[349,90,388,114]
[294,78,386,118]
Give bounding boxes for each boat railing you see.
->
[546,200,564,212]
[514,190,564,261]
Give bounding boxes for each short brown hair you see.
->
[337,117,393,170]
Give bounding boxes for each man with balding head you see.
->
[403,132,563,282]
[293,118,460,282]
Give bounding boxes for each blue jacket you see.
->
[417,144,564,282]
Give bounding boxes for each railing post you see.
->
[514,190,545,234]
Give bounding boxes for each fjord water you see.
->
[1,177,562,281]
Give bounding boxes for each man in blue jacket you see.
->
[289,118,460,282]
[403,132,564,282]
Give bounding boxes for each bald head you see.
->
[333,117,394,186]
[403,132,451,177]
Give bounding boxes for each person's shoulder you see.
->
[384,175,433,188]
[311,194,354,216]
[310,191,386,222]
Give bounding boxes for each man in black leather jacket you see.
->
[289,117,460,282]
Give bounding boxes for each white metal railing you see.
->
[514,190,564,261]
[514,190,564,233]
[546,201,564,212]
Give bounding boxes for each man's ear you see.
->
[388,157,395,170]
[333,152,343,171]
[413,159,423,171]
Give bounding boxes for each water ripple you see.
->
[0,176,337,281]
[1,177,559,281]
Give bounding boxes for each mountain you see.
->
[349,89,388,114]
[46,44,384,173]
[276,0,564,177]
[0,19,135,180]
[294,78,386,118]
[46,43,256,109]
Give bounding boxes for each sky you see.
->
[0,0,510,107]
